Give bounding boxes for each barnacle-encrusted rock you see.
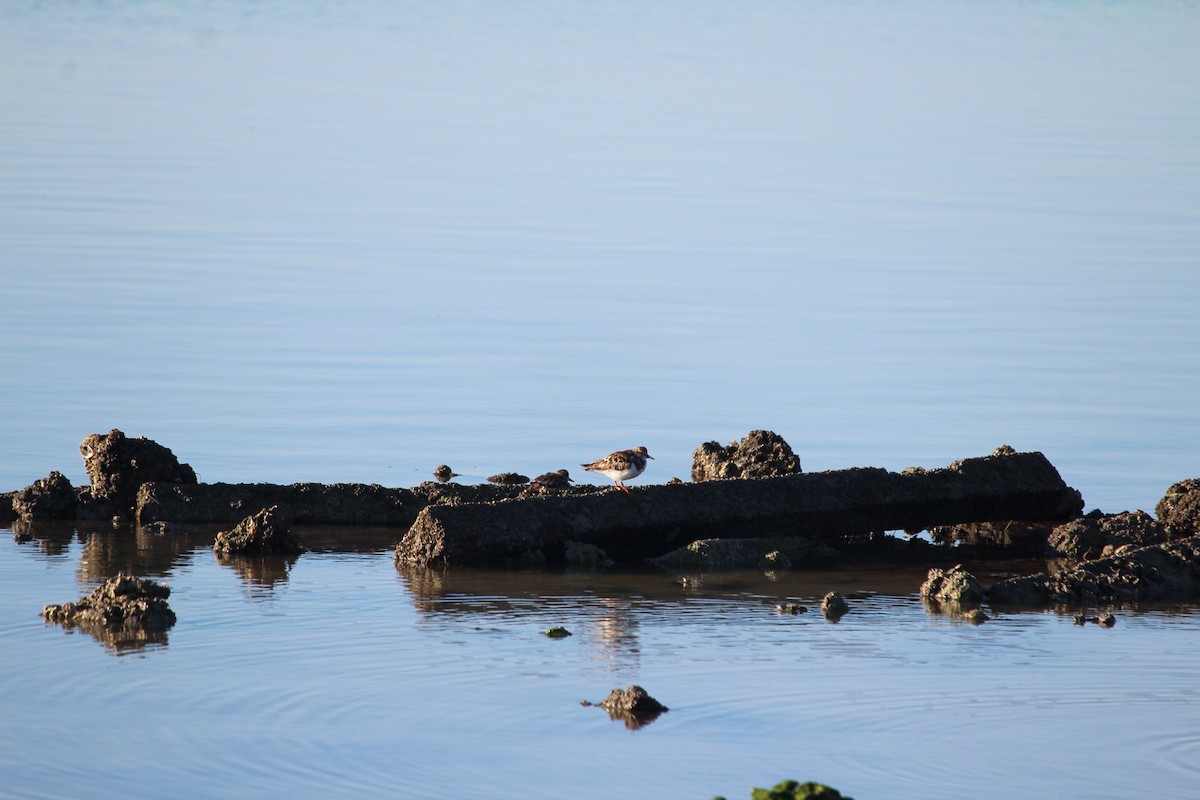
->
[1156,479,1200,539]
[213,506,304,556]
[988,535,1200,606]
[692,430,802,482]
[487,472,529,486]
[920,564,985,606]
[649,536,827,569]
[42,572,176,631]
[13,471,77,520]
[1047,509,1165,559]
[79,428,197,512]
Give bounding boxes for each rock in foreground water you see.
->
[213,506,304,556]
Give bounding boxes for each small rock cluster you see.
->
[1046,509,1165,559]
[42,573,176,631]
[584,685,669,729]
[213,506,304,556]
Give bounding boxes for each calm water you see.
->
[3,2,1200,798]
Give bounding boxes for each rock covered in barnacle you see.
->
[585,685,669,729]
[691,430,802,482]
[1156,478,1200,539]
[1047,509,1165,559]
[42,572,176,631]
[920,564,985,606]
[213,506,304,556]
[79,428,197,512]
[487,472,529,485]
[12,471,78,521]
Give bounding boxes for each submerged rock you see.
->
[692,430,802,482]
[213,506,304,556]
[1046,510,1165,560]
[745,780,855,800]
[920,564,985,607]
[820,591,849,620]
[1156,478,1200,539]
[585,685,668,729]
[543,626,572,638]
[12,471,77,521]
[432,464,459,483]
[42,573,176,632]
[80,428,197,512]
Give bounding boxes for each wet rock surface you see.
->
[692,429,803,482]
[213,506,304,556]
[928,519,1057,550]
[1046,509,1165,560]
[12,471,78,521]
[42,573,177,651]
[79,428,197,512]
[1156,478,1200,539]
[988,535,1200,606]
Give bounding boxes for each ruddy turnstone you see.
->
[581,446,653,495]
[532,469,574,490]
[433,464,459,483]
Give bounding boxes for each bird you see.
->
[532,469,574,491]
[581,446,653,495]
[433,464,459,483]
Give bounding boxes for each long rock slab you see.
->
[395,450,1084,566]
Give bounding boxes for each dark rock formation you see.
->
[42,573,176,632]
[1156,478,1200,539]
[587,685,668,729]
[79,429,197,512]
[988,535,1200,606]
[821,591,849,619]
[920,564,985,606]
[1,491,17,526]
[1046,509,1165,559]
[12,471,77,520]
[543,626,572,638]
[213,506,304,556]
[692,429,802,482]
[138,481,425,525]
[396,450,1084,567]
[433,465,459,482]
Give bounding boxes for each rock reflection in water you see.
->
[215,552,301,592]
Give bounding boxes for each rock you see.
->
[398,449,1083,567]
[139,481,426,525]
[1156,479,1200,539]
[42,572,176,632]
[433,465,459,482]
[563,540,612,568]
[543,626,572,638]
[213,506,304,556]
[79,429,197,512]
[920,564,984,606]
[12,471,77,520]
[748,780,855,800]
[0,492,17,526]
[1047,510,1165,559]
[692,429,802,482]
[487,472,529,485]
[820,591,849,620]
[988,535,1200,606]
[649,536,827,570]
[590,685,668,729]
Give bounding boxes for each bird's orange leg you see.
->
[617,481,632,496]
